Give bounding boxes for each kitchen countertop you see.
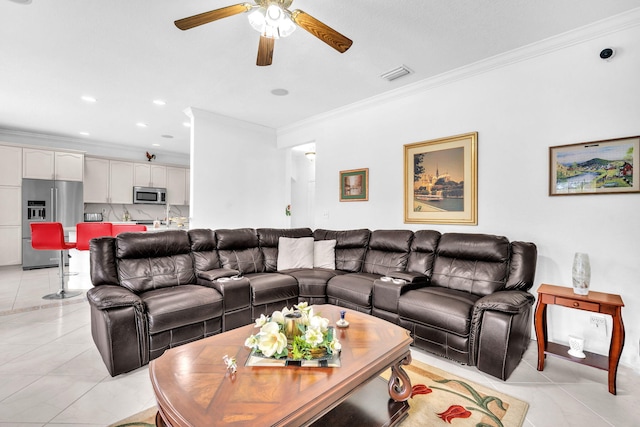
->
[68,222,190,235]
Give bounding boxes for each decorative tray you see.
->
[245,350,341,368]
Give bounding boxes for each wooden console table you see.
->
[534,283,625,395]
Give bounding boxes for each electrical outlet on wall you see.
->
[590,314,607,338]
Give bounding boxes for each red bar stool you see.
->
[112,224,147,236]
[76,222,113,251]
[30,222,82,300]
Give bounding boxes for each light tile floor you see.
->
[0,265,637,426]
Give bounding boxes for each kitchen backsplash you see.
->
[85,203,189,223]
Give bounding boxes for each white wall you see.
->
[188,108,287,229]
[278,23,640,367]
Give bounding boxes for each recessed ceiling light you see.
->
[8,0,32,5]
[183,122,191,128]
[136,122,148,128]
[79,132,90,136]
[161,134,174,139]
[271,88,289,96]
[153,99,166,106]
[81,95,97,103]
[152,143,161,147]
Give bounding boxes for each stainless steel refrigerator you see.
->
[22,178,83,269]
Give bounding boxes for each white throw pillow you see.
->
[314,239,336,269]
[277,237,314,271]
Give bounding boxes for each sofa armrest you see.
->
[197,268,240,281]
[473,290,535,315]
[373,276,429,314]
[470,290,535,379]
[87,285,148,376]
[87,285,143,311]
[197,275,251,330]
[386,270,429,285]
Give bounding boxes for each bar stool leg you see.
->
[43,249,81,300]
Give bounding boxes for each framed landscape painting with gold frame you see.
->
[404,132,477,225]
[549,136,638,196]
[340,168,369,202]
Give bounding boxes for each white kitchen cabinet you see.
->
[54,151,84,181]
[109,160,134,204]
[0,145,22,266]
[151,165,167,188]
[84,157,110,203]
[134,163,166,188]
[0,145,22,186]
[84,158,135,204]
[166,166,188,205]
[0,187,21,225]
[23,148,83,181]
[23,148,54,179]
[0,226,22,265]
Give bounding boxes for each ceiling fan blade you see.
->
[290,10,353,53]
[175,3,252,30]
[257,35,274,66]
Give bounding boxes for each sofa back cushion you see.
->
[257,228,314,272]
[431,233,509,297]
[406,230,441,276]
[116,230,196,294]
[216,228,264,274]
[362,230,413,275]
[313,229,370,273]
[188,228,220,272]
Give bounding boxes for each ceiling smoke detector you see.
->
[380,65,413,82]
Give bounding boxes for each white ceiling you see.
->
[1,0,639,156]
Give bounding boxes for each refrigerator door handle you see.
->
[51,187,55,222]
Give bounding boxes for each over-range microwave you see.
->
[133,186,167,205]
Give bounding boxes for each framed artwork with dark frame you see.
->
[404,132,478,225]
[549,136,638,196]
[339,168,369,202]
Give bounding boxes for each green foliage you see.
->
[414,154,424,182]
[292,336,313,360]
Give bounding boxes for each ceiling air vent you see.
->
[380,65,413,82]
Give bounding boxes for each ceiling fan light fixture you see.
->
[248,4,295,39]
[248,8,266,32]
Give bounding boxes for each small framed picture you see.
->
[549,136,639,196]
[340,168,369,202]
[404,132,478,225]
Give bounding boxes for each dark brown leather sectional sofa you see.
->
[87,227,537,381]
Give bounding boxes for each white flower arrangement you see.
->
[244,302,341,360]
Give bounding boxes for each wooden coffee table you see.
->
[149,305,413,426]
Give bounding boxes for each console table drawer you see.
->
[556,297,599,312]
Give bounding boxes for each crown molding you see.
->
[0,127,189,165]
[278,7,640,138]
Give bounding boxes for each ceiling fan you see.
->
[174,0,353,66]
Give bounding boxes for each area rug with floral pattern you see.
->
[110,359,528,427]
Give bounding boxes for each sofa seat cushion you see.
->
[245,272,299,306]
[284,268,347,297]
[326,272,380,308]
[398,287,481,336]
[141,285,223,334]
